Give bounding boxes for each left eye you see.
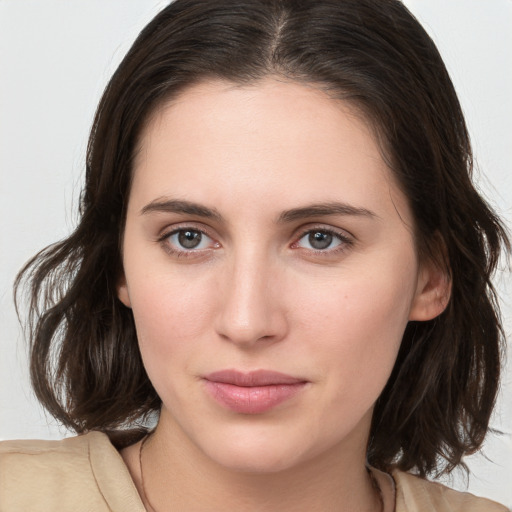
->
[296,230,345,251]
[167,229,214,250]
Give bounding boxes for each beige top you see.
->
[0,432,508,511]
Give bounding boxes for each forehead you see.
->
[138,78,377,162]
[130,78,411,226]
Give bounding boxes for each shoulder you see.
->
[0,431,144,512]
[392,470,509,512]
[0,430,100,458]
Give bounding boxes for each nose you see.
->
[214,251,288,348]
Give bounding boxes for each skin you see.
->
[118,78,449,511]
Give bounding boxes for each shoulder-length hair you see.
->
[15,0,510,477]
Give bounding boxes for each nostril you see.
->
[214,308,288,347]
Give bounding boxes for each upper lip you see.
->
[204,369,306,387]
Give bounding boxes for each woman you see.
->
[1,0,510,510]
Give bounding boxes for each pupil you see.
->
[309,231,332,250]
[178,230,202,249]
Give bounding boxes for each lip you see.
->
[203,370,308,414]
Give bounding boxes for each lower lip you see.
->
[204,381,307,414]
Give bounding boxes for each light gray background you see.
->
[1,0,511,507]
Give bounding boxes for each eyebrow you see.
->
[140,198,377,223]
[277,202,377,223]
[140,198,223,221]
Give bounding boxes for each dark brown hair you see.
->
[15,0,510,477]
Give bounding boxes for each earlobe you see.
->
[409,260,451,321]
[117,275,132,308]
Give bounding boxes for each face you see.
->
[119,78,444,473]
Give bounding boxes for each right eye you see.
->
[160,227,219,256]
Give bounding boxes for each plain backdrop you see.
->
[0,0,511,507]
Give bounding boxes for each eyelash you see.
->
[291,226,354,256]
[157,225,217,258]
[157,225,354,258]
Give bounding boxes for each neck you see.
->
[124,413,382,512]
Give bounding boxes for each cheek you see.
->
[127,271,217,366]
[126,271,223,415]
[293,256,417,396]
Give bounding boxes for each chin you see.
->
[206,442,304,474]
[195,424,329,475]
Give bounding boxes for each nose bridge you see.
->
[215,244,285,346]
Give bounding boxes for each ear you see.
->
[409,257,451,321]
[117,273,132,308]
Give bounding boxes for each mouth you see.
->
[203,369,308,414]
